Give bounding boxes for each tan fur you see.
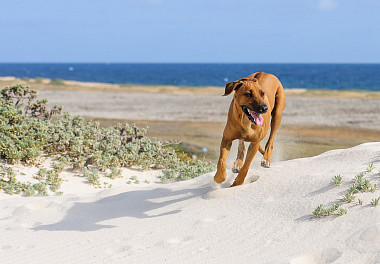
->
[214,72,286,186]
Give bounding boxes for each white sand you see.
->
[1,142,380,263]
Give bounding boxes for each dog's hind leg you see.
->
[262,88,286,168]
[232,140,245,173]
[231,142,260,186]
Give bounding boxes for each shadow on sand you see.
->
[33,185,212,232]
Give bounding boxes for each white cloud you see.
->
[318,0,338,11]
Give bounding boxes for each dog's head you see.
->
[223,78,268,126]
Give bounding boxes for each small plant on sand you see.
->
[342,191,355,203]
[0,165,63,196]
[326,203,340,216]
[33,182,48,196]
[160,152,215,183]
[313,163,379,217]
[34,168,48,181]
[88,169,100,185]
[338,208,347,216]
[81,168,90,178]
[51,162,65,173]
[107,167,122,180]
[312,204,324,217]
[46,169,63,192]
[331,175,343,186]
[349,173,376,193]
[312,203,344,217]
[366,163,374,173]
[370,197,380,207]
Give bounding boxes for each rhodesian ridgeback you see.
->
[214,72,286,186]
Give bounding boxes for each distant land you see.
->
[0,63,380,90]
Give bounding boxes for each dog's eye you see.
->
[244,93,252,98]
[261,91,265,97]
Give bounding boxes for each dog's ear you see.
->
[223,81,242,96]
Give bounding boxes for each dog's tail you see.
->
[259,146,265,155]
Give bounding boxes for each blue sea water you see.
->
[0,63,380,91]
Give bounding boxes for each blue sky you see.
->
[0,0,379,63]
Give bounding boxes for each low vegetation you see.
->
[312,203,347,217]
[313,163,378,217]
[370,197,380,207]
[331,175,343,186]
[0,83,215,196]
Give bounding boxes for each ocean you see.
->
[0,63,380,91]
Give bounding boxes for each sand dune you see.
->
[1,142,380,263]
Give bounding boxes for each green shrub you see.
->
[0,83,215,196]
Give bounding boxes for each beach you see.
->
[1,77,380,263]
[3,0,380,262]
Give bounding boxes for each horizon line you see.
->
[1,62,380,65]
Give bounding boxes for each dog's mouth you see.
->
[242,106,264,126]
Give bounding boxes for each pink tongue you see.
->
[250,111,264,126]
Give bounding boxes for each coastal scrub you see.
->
[0,83,215,196]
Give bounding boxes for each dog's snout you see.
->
[259,105,268,113]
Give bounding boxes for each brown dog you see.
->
[214,72,286,186]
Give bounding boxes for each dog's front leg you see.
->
[214,137,232,183]
[231,142,260,186]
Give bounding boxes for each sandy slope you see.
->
[1,142,380,264]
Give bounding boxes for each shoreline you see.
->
[1,76,380,98]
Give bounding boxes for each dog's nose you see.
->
[259,105,268,113]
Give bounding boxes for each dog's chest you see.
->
[239,127,266,142]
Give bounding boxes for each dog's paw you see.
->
[214,171,226,183]
[261,159,270,168]
[232,168,240,173]
[232,160,243,173]
[231,179,244,187]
